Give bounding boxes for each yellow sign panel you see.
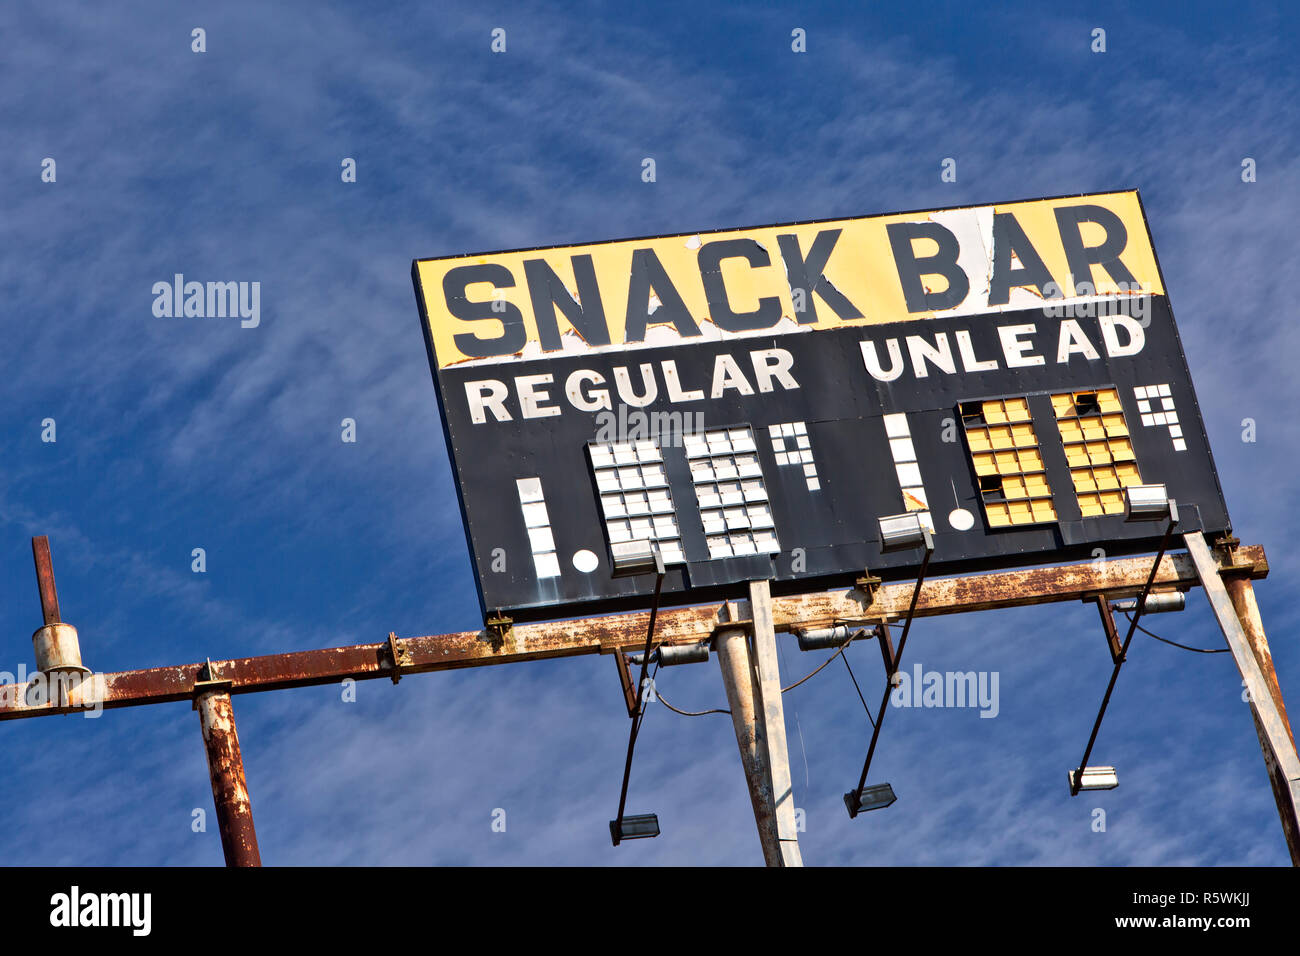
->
[413,191,1163,370]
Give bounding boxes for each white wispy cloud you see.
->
[0,1,1295,865]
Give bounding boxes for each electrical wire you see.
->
[1120,610,1229,654]
[650,626,881,722]
[778,638,813,790]
[634,659,662,732]
[793,709,810,789]
[655,684,731,717]
[841,649,877,729]
[781,629,862,692]
[651,629,857,716]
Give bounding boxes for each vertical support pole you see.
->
[29,535,89,691]
[1186,533,1300,866]
[1223,575,1296,750]
[748,580,803,867]
[31,536,61,626]
[195,689,262,867]
[1222,574,1300,866]
[716,626,780,866]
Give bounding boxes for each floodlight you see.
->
[609,813,660,845]
[655,643,710,666]
[1112,592,1185,614]
[1123,484,1175,521]
[878,513,934,552]
[844,783,897,817]
[1068,766,1119,792]
[611,559,669,849]
[610,541,665,577]
[795,624,856,651]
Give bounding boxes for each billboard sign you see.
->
[413,191,1229,621]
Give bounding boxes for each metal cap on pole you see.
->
[30,536,91,677]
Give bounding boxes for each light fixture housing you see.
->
[1112,591,1186,614]
[843,782,897,817]
[655,643,710,666]
[795,624,856,651]
[1069,766,1119,792]
[610,541,665,577]
[609,813,660,844]
[878,513,934,552]
[1123,484,1176,522]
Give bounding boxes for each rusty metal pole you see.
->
[716,626,780,865]
[1187,533,1300,866]
[29,537,90,703]
[1222,574,1300,866]
[1223,575,1296,749]
[195,687,262,867]
[32,536,61,626]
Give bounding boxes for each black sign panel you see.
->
[413,192,1229,621]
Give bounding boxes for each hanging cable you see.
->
[841,650,877,729]
[654,627,880,719]
[1121,610,1229,654]
[782,628,862,692]
[635,660,662,731]
[655,682,730,717]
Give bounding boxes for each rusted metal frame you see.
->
[849,543,934,814]
[875,623,898,682]
[193,662,260,867]
[386,631,408,684]
[613,651,638,718]
[1187,534,1300,866]
[1070,514,1179,796]
[1219,569,1295,752]
[1092,596,1124,665]
[1,547,1269,723]
[195,693,261,866]
[1246,705,1300,867]
[610,564,665,846]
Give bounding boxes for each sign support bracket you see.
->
[12,536,1291,865]
[1091,596,1124,665]
[609,551,666,846]
[1069,507,1179,795]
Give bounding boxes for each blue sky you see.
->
[1,0,1298,865]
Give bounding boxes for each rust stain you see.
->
[197,691,261,867]
[0,546,1270,722]
[31,536,61,626]
[1224,574,1295,750]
